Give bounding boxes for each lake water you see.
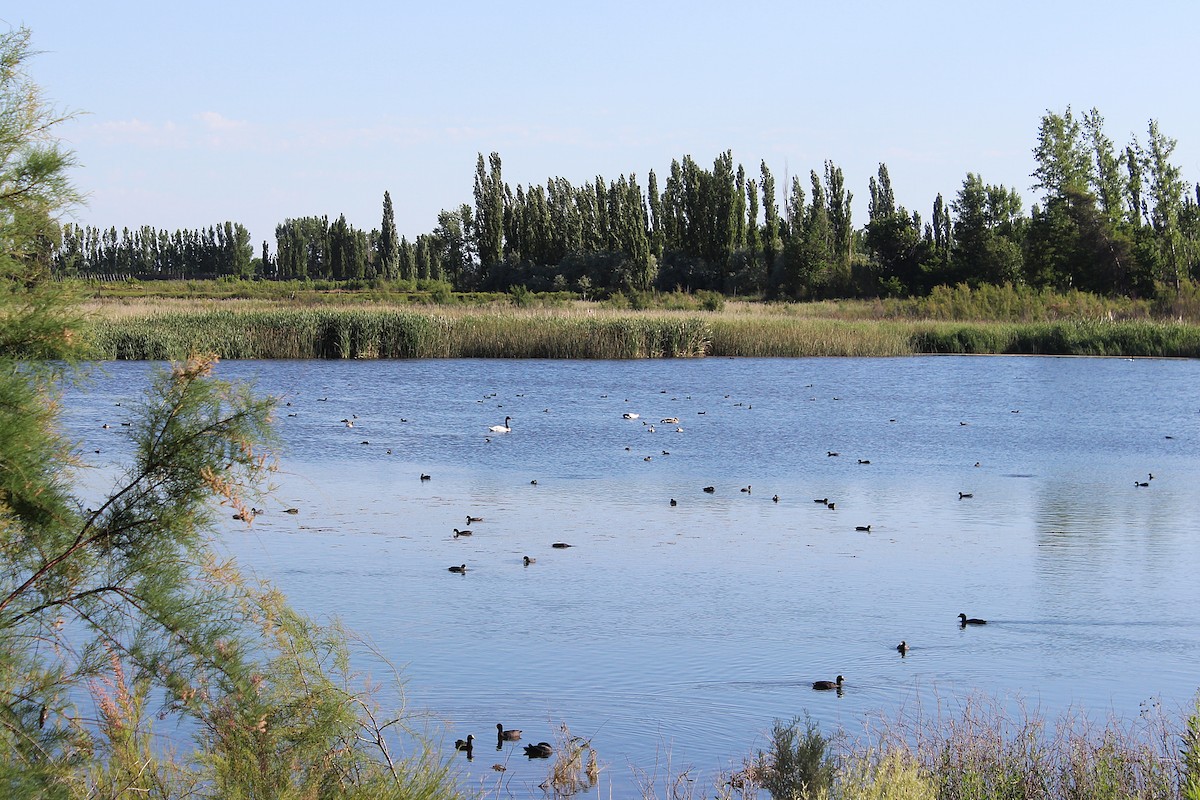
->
[61,356,1200,796]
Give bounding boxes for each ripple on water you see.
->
[61,356,1200,798]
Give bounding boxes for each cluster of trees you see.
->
[44,108,1199,301]
[54,221,253,279]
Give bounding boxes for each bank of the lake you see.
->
[81,302,1200,360]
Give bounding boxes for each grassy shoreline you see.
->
[78,299,1200,360]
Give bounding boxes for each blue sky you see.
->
[9,1,1199,248]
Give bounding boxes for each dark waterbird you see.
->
[958,613,986,626]
[448,564,467,574]
[897,641,909,655]
[812,675,844,691]
[497,723,522,741]
[455,734,474,751]
[524,741,554,758]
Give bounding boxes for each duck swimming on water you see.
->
[524,742,553,758]
[812,675,844,691]
[958,613,986,626]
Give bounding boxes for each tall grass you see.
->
[709,698,1198,800]
[706,318,914,357]
[909,319,1200,357]
[85,307,712,360]
[81,302,1200,360]
[843,694,1192,800]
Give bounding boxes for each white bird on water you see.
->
[489,416,512,433]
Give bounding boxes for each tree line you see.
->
[49,107,1200,301]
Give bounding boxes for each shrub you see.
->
[759,715,835,800]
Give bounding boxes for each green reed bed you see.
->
[85,307,714,360]
[441,313,710,358]
[707,317,915,357]
[89,308,437,360]
[83,305,1200,360]
[910,319,1200,358]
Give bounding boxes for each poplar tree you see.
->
[1083,108,1126,227]
[1146,119,1186,290]
[397,234,415,281]
[647,169,664,262]
[472,152,504,277]
[1031,106,1092,201]
[866,163,925,293]
[376,190,399,279]
[746,176,761,258]
[734,164,747,250]
[760,161,780,274]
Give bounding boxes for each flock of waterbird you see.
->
[453,723,554,761]
[253,387,1166,711]
[806,612,991,696]
[426,395,1165,705]
[432,407,1008,699]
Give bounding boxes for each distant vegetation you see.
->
[45,109,1199,312]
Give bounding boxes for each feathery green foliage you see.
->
[759,714,836,800]
[2,26,463,799]
[1183,699,1200,800]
